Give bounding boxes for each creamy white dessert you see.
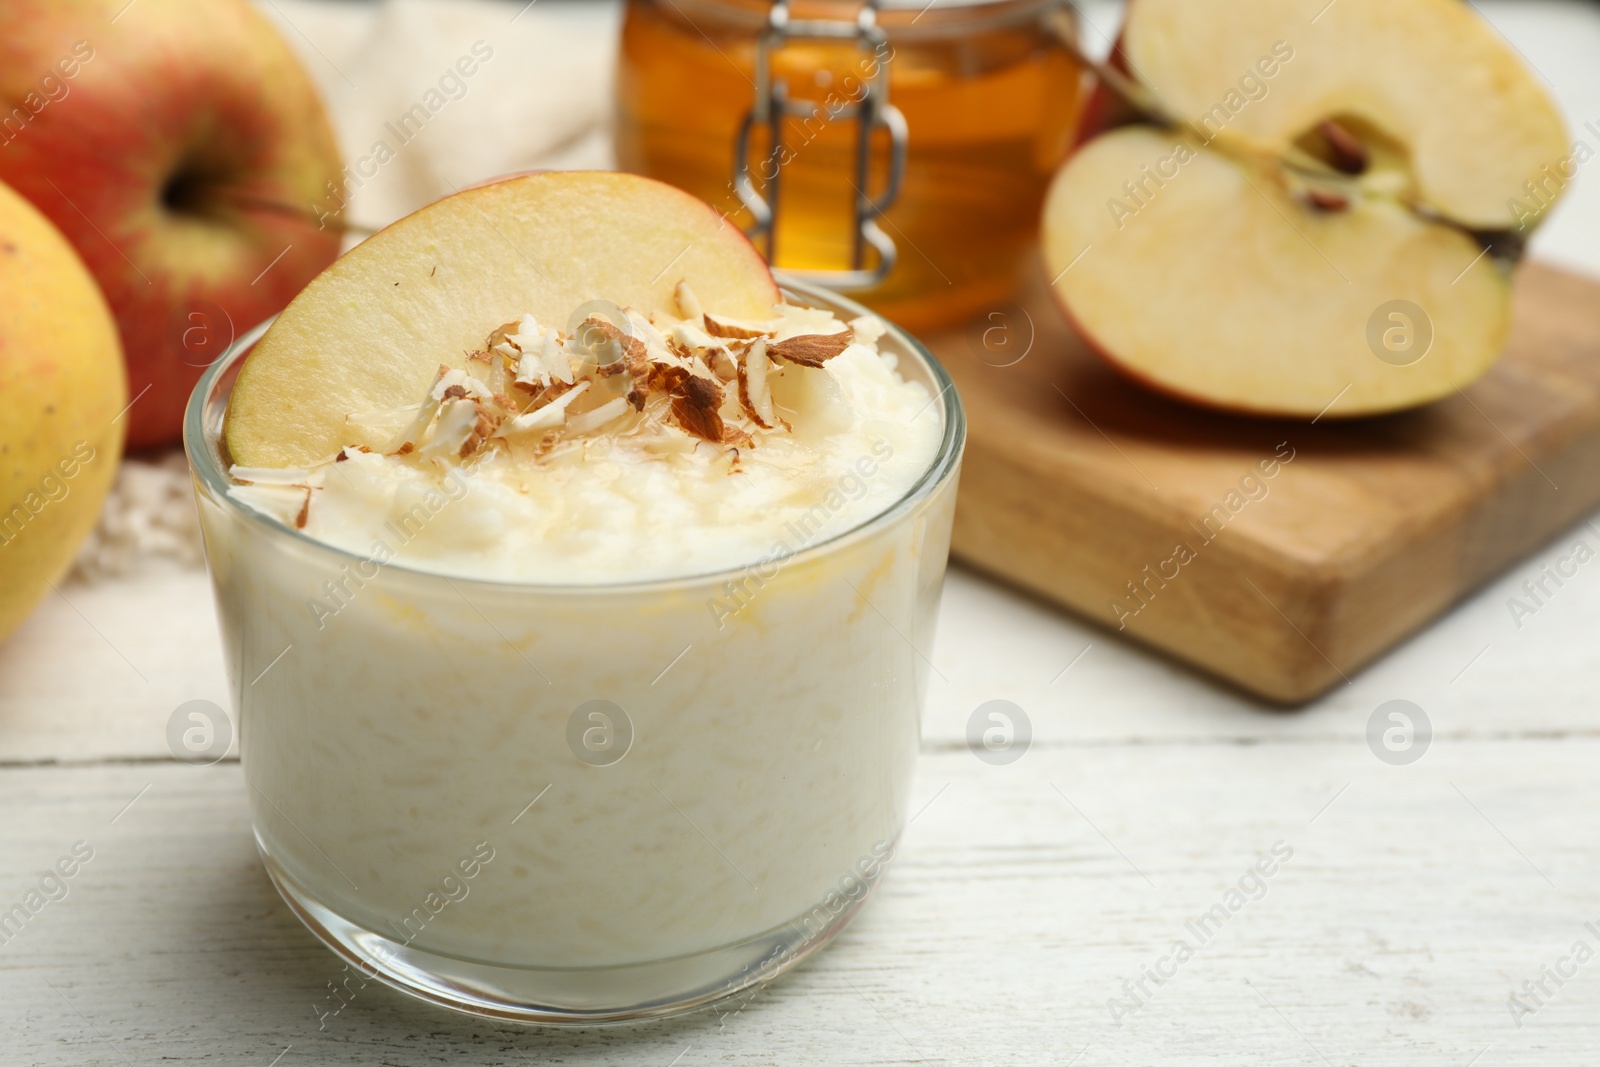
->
[226,284,940,584]
[203,284,956,979]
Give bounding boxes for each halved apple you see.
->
[225,171,779,467]
[1044,0,1570,417]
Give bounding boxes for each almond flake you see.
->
[579,316,651,409]
[704,313,773,339]
[768,330,852,368]
[711,349,738,382]
[669,320,723,349]
[675,280,704,321]
[736,338,778,429]
[540,331,574,385]
[566,396,630,435]
[649,362,692,396]
[627,311,676,361]
[488,320,522,350]
[460,401,504,458]
[420,397,482,458]
[670,374,725,443]
[504,381,591,436]
[377,365,451,453]
[432,368,492,403]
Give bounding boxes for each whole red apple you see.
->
[0,0,343,448]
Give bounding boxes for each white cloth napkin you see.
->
[262,0,620,232]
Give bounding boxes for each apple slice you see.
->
[1044,0,1568,417]
[1119,0,1567,231]
[1044,128,1511,416]
[225,172,779,467]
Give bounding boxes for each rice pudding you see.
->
[186,171,963,1022]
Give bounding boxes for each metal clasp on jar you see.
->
[733,0,908,290]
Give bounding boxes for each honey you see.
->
[615,0,1085,332]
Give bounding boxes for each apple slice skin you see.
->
[225,172,780,468]
[1119,0,1568,231]
[1043,127,1510,419]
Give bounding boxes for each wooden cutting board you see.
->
[921,261,1600,704]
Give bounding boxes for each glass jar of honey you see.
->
[615,0,1085,333]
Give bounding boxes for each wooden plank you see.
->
[4,744,1596,1064]
[927,261,1600,703]
[0,567,231,764]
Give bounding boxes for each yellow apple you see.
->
[0,178,126,642]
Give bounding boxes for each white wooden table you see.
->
[4,1,1599,1063]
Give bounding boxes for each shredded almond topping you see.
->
[329,282,878,468]
[225,279,938,585]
